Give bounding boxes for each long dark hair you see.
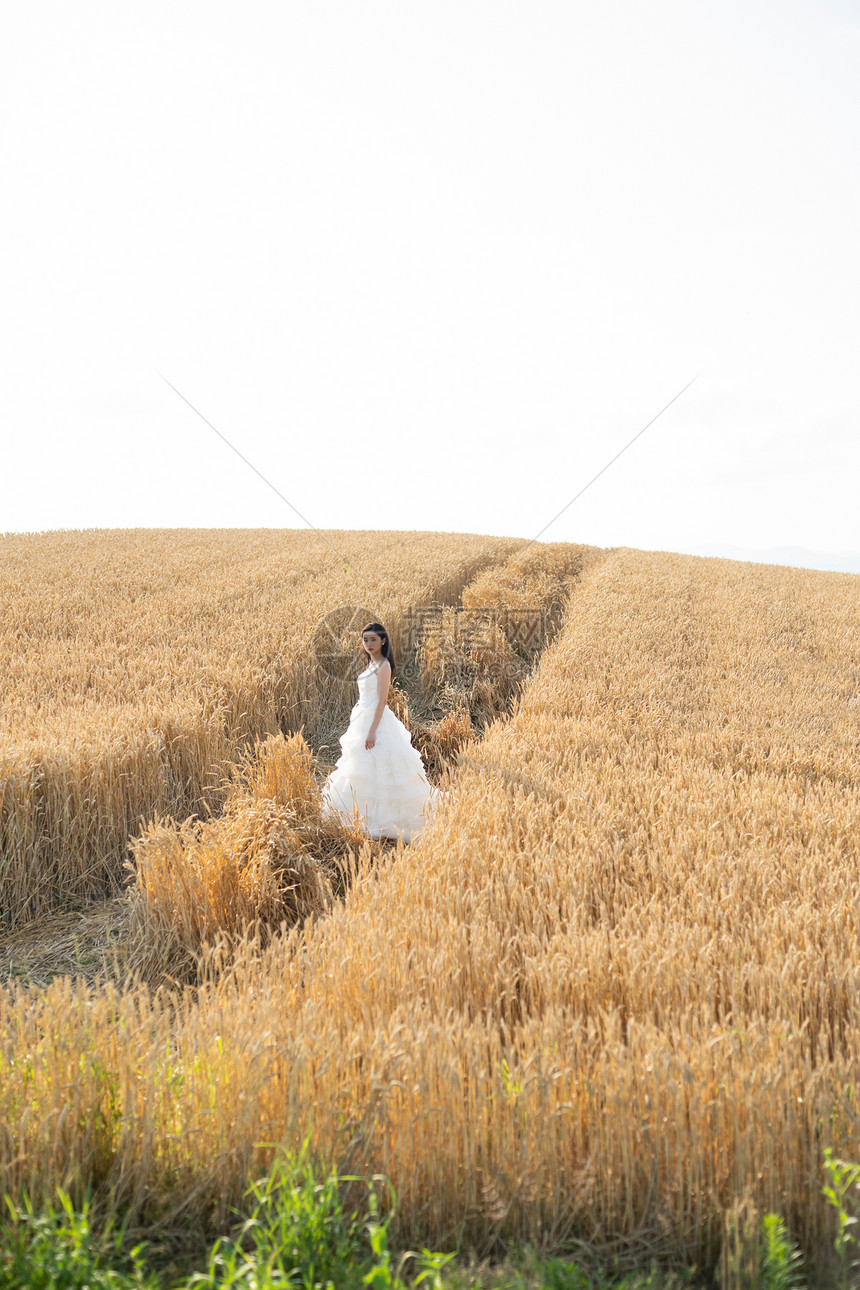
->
[362,621,396,682]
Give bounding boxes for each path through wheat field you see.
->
[1,532,859,1283]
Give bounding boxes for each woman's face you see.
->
[362,630,382,656]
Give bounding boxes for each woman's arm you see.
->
[366,661,391,747]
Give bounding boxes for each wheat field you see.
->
[1,531,859,1281]
[0,527,529,926]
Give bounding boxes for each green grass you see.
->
[0,1149,814,1290]
[0,1187,158,1289]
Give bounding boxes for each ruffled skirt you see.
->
[321,698,442,843]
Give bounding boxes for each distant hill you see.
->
[686,542,860,575]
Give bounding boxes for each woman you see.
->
[320,621,442,843]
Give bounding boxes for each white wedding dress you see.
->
[320,661,443,843]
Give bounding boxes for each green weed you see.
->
[0,1187,157,1289]
[822,1148,860,1289]
[757,1213,804,1290]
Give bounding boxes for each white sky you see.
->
[2,0,859,567]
